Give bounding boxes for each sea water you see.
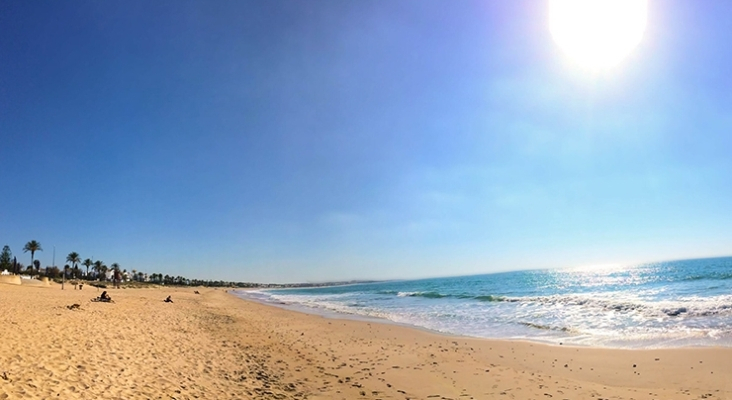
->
[234,257,732,348]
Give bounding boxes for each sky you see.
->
[1,1,731,283]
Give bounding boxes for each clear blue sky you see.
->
[1,1,730,283]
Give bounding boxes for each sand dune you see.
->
[0,282,729,399]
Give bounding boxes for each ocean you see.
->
[234,256,732,348]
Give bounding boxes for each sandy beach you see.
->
[0,282,730,399]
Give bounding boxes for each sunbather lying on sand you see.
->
[164,295,173,303]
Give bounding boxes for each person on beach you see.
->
[113,269,121,289]
[164,295,173,303]
[94,291,113,302]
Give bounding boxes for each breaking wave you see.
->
[372,290,732,319]
[239,257,732,348]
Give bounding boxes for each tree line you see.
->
[1,240,259,288]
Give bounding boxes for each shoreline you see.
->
[227,290,732,400]
[233,288,732,350]
[1,282,730,399]
[231,288,732,351]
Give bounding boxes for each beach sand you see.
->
[0,283,730,399]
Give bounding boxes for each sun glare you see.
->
[549,0,648,70]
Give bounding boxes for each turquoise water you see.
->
[236,257,732,348]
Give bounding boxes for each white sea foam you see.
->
[232,258,732,348]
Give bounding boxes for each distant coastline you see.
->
[252,279,385,289]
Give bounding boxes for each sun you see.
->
[549,0,648,70]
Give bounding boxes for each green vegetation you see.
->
[22,240,42,276]
[92,260,103,279]
[66,252,81,279]
[0,245,12,271]
[82,258,92,278]
[5,239,269,288]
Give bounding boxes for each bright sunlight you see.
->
[549,0,648,70]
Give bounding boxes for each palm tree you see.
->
[66,252,80,276]
[99,264,108,281]
[23,240,42,276]
[111,263,120,280]
[83,258,93,279]
[93,260,103,280]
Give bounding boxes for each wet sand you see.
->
[0,282,730,399]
